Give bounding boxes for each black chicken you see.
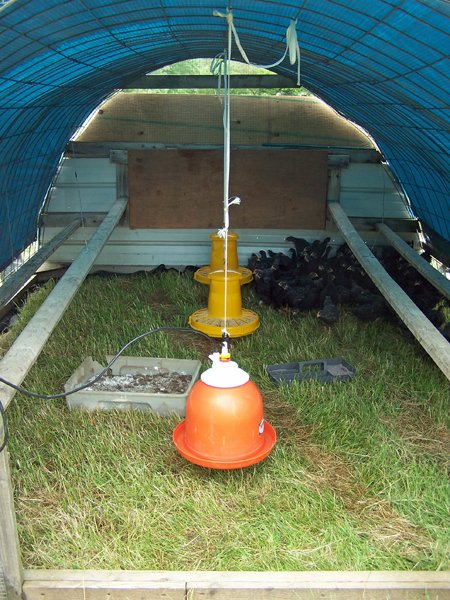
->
[285,235,309,256]
[350,296,386,321]
[248,239,448,332]
[317,295,339,325]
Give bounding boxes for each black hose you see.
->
[0,326,215,451]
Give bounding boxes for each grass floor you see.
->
[1,271,449,571]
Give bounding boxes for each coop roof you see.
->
[0,0,449,270]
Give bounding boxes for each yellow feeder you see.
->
[194,231,253,285]
[189,269,259,338]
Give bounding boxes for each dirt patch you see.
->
[149,287,171,305]
[85,370,192,394]
[380,405,450,471]
[264,393,432,554]
[166,329,216,357]
[147,288,178,317]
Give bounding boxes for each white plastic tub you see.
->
[64,355,201,416]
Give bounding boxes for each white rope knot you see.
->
[228,196,241,207]
[217,227,227,238]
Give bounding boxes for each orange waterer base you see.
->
[173,379,276,469]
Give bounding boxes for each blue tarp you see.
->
[0,0,449,270]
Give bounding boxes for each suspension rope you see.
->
[222,47,230,336]
[217,16,233,338]
[213,9,301,85]
[212,8,300,337]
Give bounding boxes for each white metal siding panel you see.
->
[340,164,410,219]
[45,158,116,213]
[42,157,416,267]
[47,187,116,213]
[55,158,116,184]
[42,227,417,267]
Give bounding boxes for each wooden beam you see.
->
[0,199,126,412]
[0,220,80,310]
[327,167,340,203]
[39,213,106,228]
[376,222,450,300]
[111,152,348,168]
[125,74,296,89]
[0,199,126,600]
[0,451,22,600]
[351,217,418,234]
[328,202,450,381]
[65,142,380,162]
[22,569,450,600]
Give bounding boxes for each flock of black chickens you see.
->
[247,236,450,340]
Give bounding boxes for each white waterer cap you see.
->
[200,351,250,388]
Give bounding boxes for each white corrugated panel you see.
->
[45,158,116,213]
[340,164,410,219]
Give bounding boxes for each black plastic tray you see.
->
[266,358,355,384]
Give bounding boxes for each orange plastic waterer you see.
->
[173,342,276,469]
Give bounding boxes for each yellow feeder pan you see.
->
[194,231,253,285]
[189,270,259,338]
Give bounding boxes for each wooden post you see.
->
[328,202,450,381]
[376,222,450,300]
[0,219,80,309]
[327,168,340,203]
[0,199,126,600]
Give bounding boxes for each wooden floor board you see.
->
[22,570,450,600]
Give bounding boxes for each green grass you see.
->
[2,271,449,570]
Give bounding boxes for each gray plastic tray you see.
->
[266,357,355,384]
[65,355,201,415]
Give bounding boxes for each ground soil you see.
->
[86,370,192,394]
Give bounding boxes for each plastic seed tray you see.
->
[266,358,355,384]
[64,355,201,416]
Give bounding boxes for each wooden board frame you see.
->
[0,200,448,599]
[0,220,81,310]
[0,200,127,600]
[21,569,450,600]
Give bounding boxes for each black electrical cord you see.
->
[0,399,8,453]
[0,326,216,452]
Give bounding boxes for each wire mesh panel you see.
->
[0,0,449,269]
[78,93,374,148]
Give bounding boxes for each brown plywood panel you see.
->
[129,150,224,229]
[230,149,327,228]
[128,149,327,230]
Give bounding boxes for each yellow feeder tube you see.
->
[194,231,253,285]
[189,270,259,338]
